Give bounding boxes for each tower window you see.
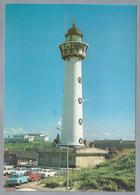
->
[79,138,83,144]
[78,98,82,104]
[78,118,82,125]
[78,77,82,83]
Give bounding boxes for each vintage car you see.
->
[28,168,45,179]
[13,167,28,175]
[6,173,28,186]
[40,169,57,178]
[24,171,41,182]
[3,165,15,175]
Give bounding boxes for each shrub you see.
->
[43,176,65,188]
[79,178,99,190]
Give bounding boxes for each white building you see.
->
[24,133,49,142]
[5,133,49,143]
[59,24,88,146]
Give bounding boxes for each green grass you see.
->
[5,141,54,151]
[42,150,135,191]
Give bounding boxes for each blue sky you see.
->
[4,4,136,140]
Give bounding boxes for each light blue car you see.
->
[6,173,28,186]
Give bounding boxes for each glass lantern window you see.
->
[66,35,81,42]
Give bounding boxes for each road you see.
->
[4,178,66,192]
[17,180,66,191]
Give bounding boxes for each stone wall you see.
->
[75,155,105,168]
[38,147,106,168]
[39,150,76,168]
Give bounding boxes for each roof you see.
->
[76,147,108,155]
[65,24,83,37]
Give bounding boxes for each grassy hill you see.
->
[5,141,54,151]
[42,150,135,192]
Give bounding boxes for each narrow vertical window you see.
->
[78,98,82,104]
[78,77,82,83]
[78,118,82,125]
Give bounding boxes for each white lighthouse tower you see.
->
[59,24,88,146]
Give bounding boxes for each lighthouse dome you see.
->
[65,24,83,38]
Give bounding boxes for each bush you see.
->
[79,178,98,190]
[43,176,65,188]
[101,183,118,191]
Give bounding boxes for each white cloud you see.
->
[104,132,111,138]
[4,127,27,137]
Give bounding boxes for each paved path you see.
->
[16,180,66,191]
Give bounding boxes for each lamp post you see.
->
[67,145,69,191]
[56,127,70,191]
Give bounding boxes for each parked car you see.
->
[28,168,45,179]
[41,169,57,177]
[13,167,28,175]
[24,171,41,182]
[6,173,28,186]
[3,165,15,175]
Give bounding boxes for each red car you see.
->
[24,172,41,182]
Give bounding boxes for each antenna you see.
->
[72,17,76,25]
[64,12,67,33]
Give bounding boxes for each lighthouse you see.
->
[59,24,88,146]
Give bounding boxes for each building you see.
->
[5,135,28,143]
[93,139,135,149]
[39,146,108,168]
[4,150,39,167]
[56,24,108,168]
[5,133,49,143]
[59,24,88,146]
[24,133,49,142]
